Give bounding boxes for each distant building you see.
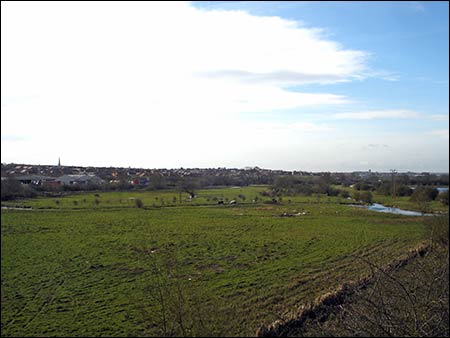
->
[55,174,104,186]
[132,177,150,186]
[14,175,55,186]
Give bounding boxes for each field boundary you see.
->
[255,242,431,337]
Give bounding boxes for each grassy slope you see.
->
[1,187,432,336]
[285,220,449,337]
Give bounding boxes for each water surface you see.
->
[351,203,432,216]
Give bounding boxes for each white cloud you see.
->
[361,70,400,82]
[430,129,449,139]
[1,1,368,167]
[332,109,421,120]
[2,1,365,110]
[429,114,449,121]
[408,1,426,12]
[4,2,446,172]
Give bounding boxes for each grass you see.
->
[333,184,449,213]
[281,216,449,337]
[1,186,270,210]
[369,193,448,213]
[1,186,438,336]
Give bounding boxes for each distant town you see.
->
[2,161,448,189]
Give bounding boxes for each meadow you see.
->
[1,186,436,336]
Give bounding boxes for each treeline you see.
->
[1,177,114,201]
[2,171,449,204]
[347,177,448,206]
[270,175,374,203]
[271,174,348,197]
[1,179,38,201]
[269,173,449,206]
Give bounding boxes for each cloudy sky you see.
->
[2,1,449,171]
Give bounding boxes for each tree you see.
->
[438,190,449,206]
[1,178,36,200]
[359,191,373,204]
[149,175,167,190]
[410,189,433,214]
[179,179,198,198]
[376,181,392,196]
[396,184,413,197]
[135,198,144,208]
[1,178,22,200]
[339,190,350,199]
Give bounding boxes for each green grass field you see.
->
[1,186,436,336]
[1,185,350,210]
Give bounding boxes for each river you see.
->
[351,203,434,216]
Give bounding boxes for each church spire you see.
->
[58,157,61,166]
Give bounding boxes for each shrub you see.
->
[438,190,449,206]
[1,179,37,201]
[135,198,144,208]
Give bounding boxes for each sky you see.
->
[1,1,449,172]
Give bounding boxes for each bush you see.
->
[411,187,439,201]
[135,198,144,208]
[410,188,440,214]
[359,191,373,204]
[326,186,340,196]
[439,190,449,206]
[430,215,449,247]
[1,179,37,201]
[339,190,350,199]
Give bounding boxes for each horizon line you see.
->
[1,162,448,174]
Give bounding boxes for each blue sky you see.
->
[2,1,449,171]
[194,1,450,172]
[194,1,449,115]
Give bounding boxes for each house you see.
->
[14,175,55,186]
[131,177,150,186]
[55,174,104,186]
